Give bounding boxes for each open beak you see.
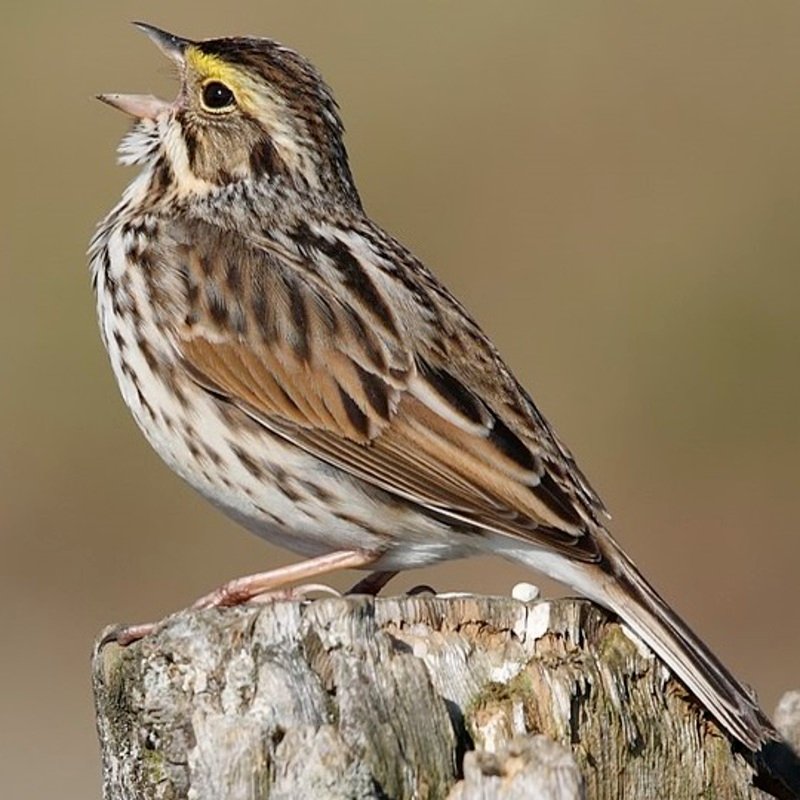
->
[96,93,172,119]
[132,22,190,66]
[96,23,191,120]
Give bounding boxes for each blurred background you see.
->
[3,1,800,796]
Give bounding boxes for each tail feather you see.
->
[755,740,800,800]
[601,544,772,750]
[494,537,800,797]
[603,548,800,798]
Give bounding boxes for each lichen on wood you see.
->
[92,595,784,799]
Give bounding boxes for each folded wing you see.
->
[171,221,605,561]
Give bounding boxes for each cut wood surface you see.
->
[92,594,798,799]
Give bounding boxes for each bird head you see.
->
[98,23,359,205]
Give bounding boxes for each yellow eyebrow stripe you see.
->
[186,47,241,83]
[185,47,260,110]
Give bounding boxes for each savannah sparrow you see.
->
[90,23,798,794]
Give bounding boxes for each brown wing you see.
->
[170,222,604,561]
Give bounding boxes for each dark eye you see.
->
[202,81,235,111]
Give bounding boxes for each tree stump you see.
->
[92,594,796,799]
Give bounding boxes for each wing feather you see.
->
[170,222,603,562]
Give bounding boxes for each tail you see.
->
[497,537,800,798]
[600,540,772,749]
[756,741,800,800]
[601,545,800,798]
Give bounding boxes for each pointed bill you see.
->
[132,22,191,66]
[96,93,171,120]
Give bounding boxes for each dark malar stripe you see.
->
[181,121,200,171]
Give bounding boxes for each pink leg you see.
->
[109,549,380,646]
[192,550,378,608]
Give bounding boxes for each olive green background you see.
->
[3,2,800,796]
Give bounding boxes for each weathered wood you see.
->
[92,595,792,799]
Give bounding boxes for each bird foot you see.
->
[98,621,160,647]
[246,582,342,604]
[99,549,379,647]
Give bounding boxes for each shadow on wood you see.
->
[92,595,795,799]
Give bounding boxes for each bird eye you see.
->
[201,81,236,112]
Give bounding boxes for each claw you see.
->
[347,570,398,595]
[96,621,158,649]
[249,582,343,604]
[407,584,437,596]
